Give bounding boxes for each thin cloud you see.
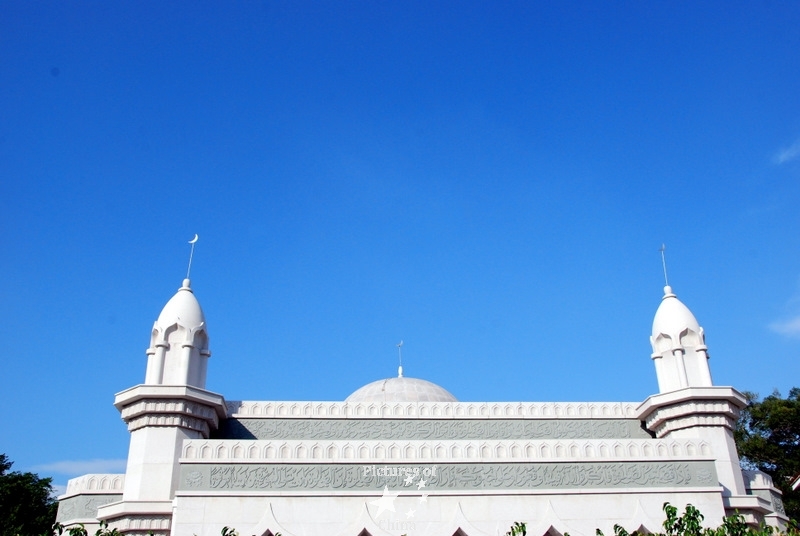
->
[774,139,800,164]
[33,459,127,476]
[769,316,800,337]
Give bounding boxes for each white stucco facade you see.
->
[57,280,788,536]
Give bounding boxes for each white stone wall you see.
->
[172,491,728,536]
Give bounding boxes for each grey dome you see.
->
[346,377,458,403]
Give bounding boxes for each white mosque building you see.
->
[57,277,788,536]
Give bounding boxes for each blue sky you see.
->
[1,1,800,492]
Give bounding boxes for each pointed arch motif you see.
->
[542,526,564,536]
[442,502,490,536]
[680,328,700,347]
[249,502,296,536]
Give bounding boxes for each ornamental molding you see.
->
[648,414,737,438]
[114,384,226,419]
[226,401,639,419]
[127,413,211,435]
[119,398,221,436]
[121,398,219,423]
[181,438,713,463]
[639,399,740,437]
[97,501,173,535]
[63,474,125,496]
[105,515,171,536]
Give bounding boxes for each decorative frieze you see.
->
[226,401,639,419]
[56,494,121,522]
[177,461,717,492]
[181,438,711,462]
[216,417,651,441]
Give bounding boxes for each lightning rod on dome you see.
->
[186,234,199,280]
[659,243,669,287]
[397,340,403,378]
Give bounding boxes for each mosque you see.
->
[57,276,788,536]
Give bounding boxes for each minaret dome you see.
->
[144,278,211,388]
[650,285,712,393]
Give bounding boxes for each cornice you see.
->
[636,387,746,437]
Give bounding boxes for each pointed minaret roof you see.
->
[156,278,206,331]
[652,285,701,340]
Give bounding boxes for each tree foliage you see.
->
[53,520,122,536]
[735,388,800,521]
[595,503,799,536]
[0,453,58,536]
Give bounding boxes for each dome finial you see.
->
[396,340,404,378]
[186,234,199,280]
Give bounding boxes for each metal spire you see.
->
[186,234,199,280]
[397,340,404,378]
[659,243,669,287]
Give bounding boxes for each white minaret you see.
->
[650,285,713,393]
[638,282,750,513]
[99,278,225,535]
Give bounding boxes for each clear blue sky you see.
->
[1,1,799,493]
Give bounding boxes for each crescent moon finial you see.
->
[186,234,199,280]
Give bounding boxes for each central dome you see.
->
[345,376,458,403]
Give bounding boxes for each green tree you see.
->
[594,503,799,536]
[0,453,58,536]
[735,388,800,522]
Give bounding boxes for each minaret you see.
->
[98,278,226,535]
[638,283,750,512]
